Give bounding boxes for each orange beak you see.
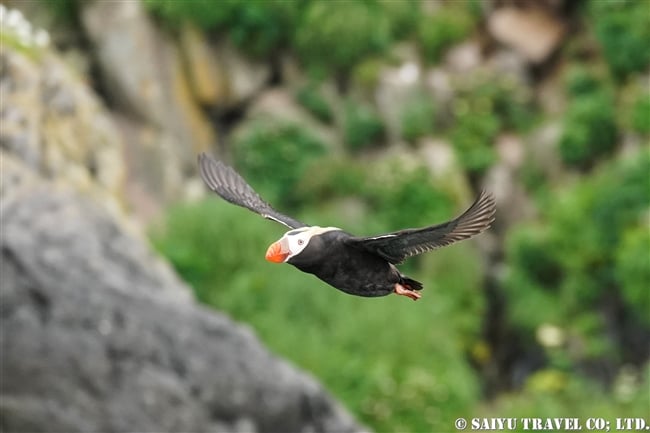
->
[265,240,289,263]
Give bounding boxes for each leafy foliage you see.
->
[380,0,420,40]
[417,4,475,64]
[145,0,298,57]
[295,83,333,124]
[479,367,650,421]
[343,100,385,152]
[152,169,484,432]
[630,93,650,135]
[559,67,618,169]
[231,119,326,209]
[400,92,436,143]
[504,152,650,362]
[294,1,391,74]
[351,57,385,93]
[364,163,454,230]
[616,224,650,325]
[590,0,650,79]
[42,0,79,25]
[447,71,535,175]
[558,92,618,169]
[144,1,650,431]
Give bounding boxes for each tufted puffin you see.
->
[198,153,495,301]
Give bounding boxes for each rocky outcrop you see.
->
[0,155,363,433]
[79,0,215,219]
[487,5,566,63]
[0,23,203,224]
[0,12,362,432]
[243,87,340,151]
[178,24,272,111]
[0,34,126,222]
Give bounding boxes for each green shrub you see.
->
[631,93,650,135]
[447,71,535,175]
[295,83,333,124]
[294,1,391,74]
[365,164,454,230]
[293,157,368,207]
[417,5,475,64]
[151,190,484,433]
[479,367,650,421]
[295,157,455,233]
[380,0,420,40]
[400,93,436,143]
[590,0,650,80]
[561,66,619,169]
[504,150,650,363]
[616,225,650,325]
[343,100,385,152]
[150,200,275,304]
[351,57,385,93]
[470,74,535,132]
[449,110,499,175]
[41,0,79,25]
[231,119,326,209]
[559,92,618,169]
[145,0,299,57]
[565,66,603,97]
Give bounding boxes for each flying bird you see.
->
[198,153,495,301]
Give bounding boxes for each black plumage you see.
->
[198,153,307,229]
[198,153,496,300]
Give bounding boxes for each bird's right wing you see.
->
[198,153,308,229]
[345,190,496,264]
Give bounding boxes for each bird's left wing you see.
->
[198,153,308,229]
[345,190,496,264]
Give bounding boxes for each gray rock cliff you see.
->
[0,156,363,433]
[0,10,363,432]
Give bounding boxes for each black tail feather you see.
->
[401,276,423,291]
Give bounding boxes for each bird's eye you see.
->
[298,239,304,245]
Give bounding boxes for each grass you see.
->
[151,197,486,432]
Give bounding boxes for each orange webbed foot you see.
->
[394,283,422,301]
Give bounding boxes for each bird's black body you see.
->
[197,153,495,300]
[287,229,419,297]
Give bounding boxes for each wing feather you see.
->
[345,190,496,263]
[197,153,307,229]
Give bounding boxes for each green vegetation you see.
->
[417,4,476,64]
[559,68,618,169]
[231,119,326,209]
[145,1,649,431]
[145,0,297,57]
[295,83,333,124]
[351,57,386,93]
[559,92,618,169]
[43,0,79,25]
[343,100,385,152]
[0,31,40,59]
[152,158,485,432]
[448,71,535,175]
[630,93,650,135]
[294,1,391,75]
[380,0,419,40]
[505,152,650,361]
[479,368,650,420]
[400,92,436,143]
[590,0,650,80]
[616,224,650,325]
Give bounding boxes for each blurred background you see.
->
[1,0,648,432]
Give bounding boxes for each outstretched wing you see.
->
[345,190,496,264]
[197,153,307,229]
